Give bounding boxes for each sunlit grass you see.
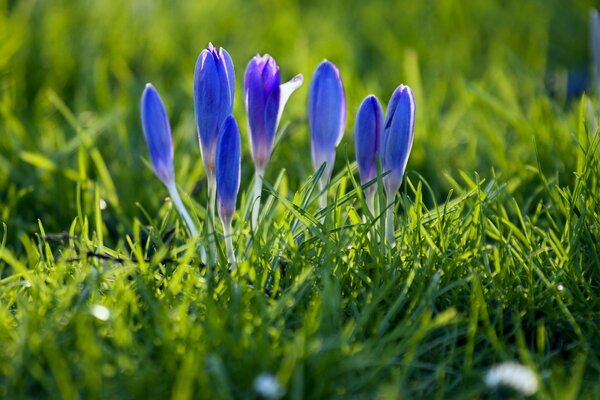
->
[1,0,600,398]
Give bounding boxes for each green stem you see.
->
[385,194,396,247]
[222,219,237,268]
[251,169,264,230]
[166,181,198,238]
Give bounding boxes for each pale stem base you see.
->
[319,176,328,210]
[251,169,264,230]
[365,190,375,216]
[222,219,237,268]
[166,181,198,238]
[385,194,396,247]
[207,178,217,260]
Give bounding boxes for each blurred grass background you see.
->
[1,1,600,398]
[0,0,597,244]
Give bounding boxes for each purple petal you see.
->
[355,95,383,185]
[381,85,415,195]
[194,49,222,173]
[215,115,241,224]
[308,60,346,171]
[140,84,174,185]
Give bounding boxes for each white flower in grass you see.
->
[485,362,538,396]
[90,304,111,321]
[253,372,285,399]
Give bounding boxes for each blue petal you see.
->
[215,115,241,223]
[308,60,346,170]
[381,85,415,194]
[141,84,174,185]
[355,95,383,185]
[194,49,222,171]
[244,54,281,169]
[220,47,236,109]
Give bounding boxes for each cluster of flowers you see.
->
[141,43,415,264]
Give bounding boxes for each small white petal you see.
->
[485,362,538,396]
[99,198,107,210]
[90,304,111,321]
[276,74,304,128]
[253,373,285,399]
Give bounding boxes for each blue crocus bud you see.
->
[245,54,303,228]
[381,84,415,197]
[193,43,235,181]
[355,95,383,202]
[245,54,280,170]
[140,83,199,239]
[308,60,346,207]
[381,84,415,246]
[245,54,304,170]
[216,115,241,225]
[215,115,241,265]
[141,83,174,185]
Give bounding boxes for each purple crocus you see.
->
[193,43,235,181]
[354,95,383,213]
[193,43,235,258]
[381,84,415,245]
[308,60,346,208]
[215,115,241,265]
[244,54,303,227]
[140,84,198,238]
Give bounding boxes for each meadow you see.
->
[1,0,600,398]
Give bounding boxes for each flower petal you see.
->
[215,115,241,224]
[276,73,303,127]
[141,83,174,185]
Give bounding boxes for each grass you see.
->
[1,0,600,398]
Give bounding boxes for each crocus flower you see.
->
[354,95,383,213]
[194,43,235,180]
[141,83,198,238]
[380,84,415,245]
[308,60,346,208]
[215,115,241,265]
[244,54,303,227]
[193,43,235,258]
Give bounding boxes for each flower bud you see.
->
[355,95,383,188]
[308,60,346,182]
[140,83,174,185]
[215,115,241,225]
[381,84,415,197]
[194,43,235,179]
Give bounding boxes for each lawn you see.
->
[1,0,599,398]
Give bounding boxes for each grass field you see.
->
[1,0,600,398]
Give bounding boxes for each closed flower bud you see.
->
[215,115,241,225]
[355,95,383,189]
[194,43,235,180]
[245,54,280,170]
[308,60,346,184]
[244,54,303,171]
[381,84,415,198]
[140,83,174,185]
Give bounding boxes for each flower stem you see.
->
[366,190,375,216]
[251,169,264,230]
[207,177,217,261]
[385,194,396,247]
[166,181,198,238]
[319,177,327,209]
[222,219,237,268]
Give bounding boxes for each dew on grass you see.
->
[253,373,285,399]
[90,304,111,321]
[485,362,538,396]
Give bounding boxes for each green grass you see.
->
[1,0,600,398]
